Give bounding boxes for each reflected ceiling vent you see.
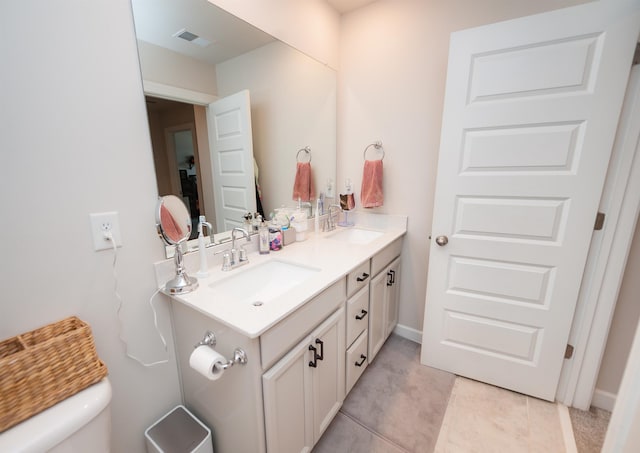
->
[172,28,211,48]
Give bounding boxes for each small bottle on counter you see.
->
[269,222,282,251]
[259,222,270,255]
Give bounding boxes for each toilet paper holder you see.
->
[194,331,248,370]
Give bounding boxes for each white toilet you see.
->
[0,377,112,452]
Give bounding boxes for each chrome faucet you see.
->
[219,227,251,271]
[231,227,250,264]
[324,204,342,232]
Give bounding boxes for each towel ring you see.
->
[363,141,384,161]
[296,146,312,163]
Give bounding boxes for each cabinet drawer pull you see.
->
[387,269,396,286]
[356,272,370,282]
[355,354,367,367]
[355,309,368,320]
[315,339,324,361]
[308,344,318,368]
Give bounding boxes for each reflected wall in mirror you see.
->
[131,0,337,250]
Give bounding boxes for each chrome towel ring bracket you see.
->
[363,141,384,161]
[296,146,312,163]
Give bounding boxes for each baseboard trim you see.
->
[591,389,617,412]
[558,404,578,453]
[393,324,422,344]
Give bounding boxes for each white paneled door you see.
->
[207,90,256,233]
[421,2,640,401]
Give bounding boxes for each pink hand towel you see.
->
[361,159,383,208]
[292,162,315,202]
[160,204,184,243]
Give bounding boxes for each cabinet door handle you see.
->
[355,309,368,320]
[387,271,393,286]
[356,272,370,282]
[390,269,396,284]
[315,339,324,361]
[355,354,367,367]
[308,344,318,368]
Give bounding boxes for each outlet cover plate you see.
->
[89,212,122,251]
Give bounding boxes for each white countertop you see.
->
[161,213,407,339]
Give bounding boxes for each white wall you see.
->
[136,41,218,96]
[337,0,589,334]
[0,1,181,452]
[216,41,337,216]
[208,0,340,69]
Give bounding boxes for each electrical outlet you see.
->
[89,212,122,251]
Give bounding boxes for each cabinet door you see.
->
[385,257,401,339]
[263,337,313,453]
[310,306,345,443]
[368,269,387,362]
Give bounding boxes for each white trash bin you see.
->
[145,405,213,453]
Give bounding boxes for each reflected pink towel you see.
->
[292,162,315,202]
[160,204,184,243]
[361,159,383,208]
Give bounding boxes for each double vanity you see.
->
[159,213,407,453]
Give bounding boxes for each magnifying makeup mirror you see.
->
[156,195,198,294]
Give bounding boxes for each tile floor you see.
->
[314,334,576,453]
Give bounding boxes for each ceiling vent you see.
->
[172,28,211,48]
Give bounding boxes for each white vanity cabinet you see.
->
[368,238,403,362]
[262,306,345,453]
[166,217,407,453]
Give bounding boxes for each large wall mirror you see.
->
[131,0,337,247]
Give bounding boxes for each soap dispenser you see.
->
[196,215,213,278]
[339,179,355,226]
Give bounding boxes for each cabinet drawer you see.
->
[346,330,368,394]
[347,260,371,297]
[346,286,369,347]
[260,279,346,370]
[371,237,403,277]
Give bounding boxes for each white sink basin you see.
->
[208,260,320,306]
[326,227,384,245]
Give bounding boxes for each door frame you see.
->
[143,80,217,106]
[557,64,640,409]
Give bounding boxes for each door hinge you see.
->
[565,344,575,359]
[594,212,605,231]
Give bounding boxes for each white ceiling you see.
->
[131,0,275,66]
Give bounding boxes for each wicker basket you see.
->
[0,316,108,432]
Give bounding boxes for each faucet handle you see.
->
[215,249,232,271]
[221,251,232,271]
[238,247,248,262]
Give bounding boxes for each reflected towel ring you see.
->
[296,146,312,163]
[363,141,384,161]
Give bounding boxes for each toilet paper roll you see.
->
[189,346,227,380]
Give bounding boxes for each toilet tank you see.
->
[0,378,112,453]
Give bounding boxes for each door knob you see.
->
[435,235,448,246]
